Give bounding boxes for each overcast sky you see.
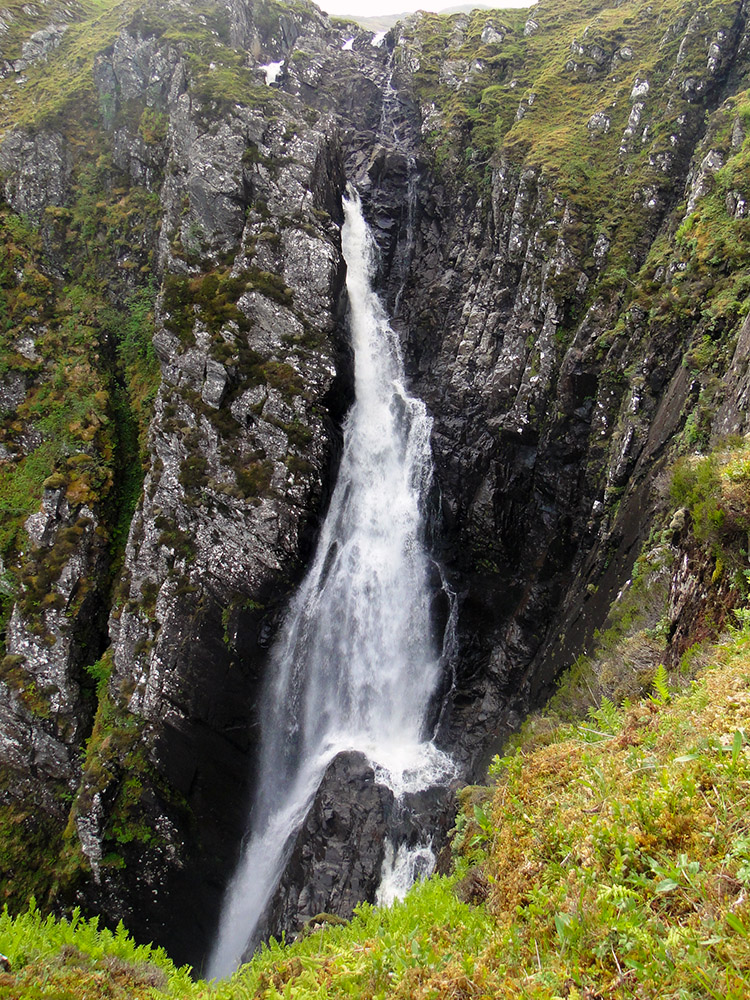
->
[317,1,533,18]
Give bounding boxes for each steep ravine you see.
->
[2,0,750,972]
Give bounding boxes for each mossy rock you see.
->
[42,472,67,491]
[298,912,350,938]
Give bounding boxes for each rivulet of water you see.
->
[207,188,454,979]
[376,840,436,908]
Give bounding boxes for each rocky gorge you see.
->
[2,0,750,974]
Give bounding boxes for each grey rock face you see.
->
[481,24,505,46]
[0,370,25,412]
[0,490,108,825]
[16,23,68,69]
[587,111,611,134]
[0,131,72,221]
[685,148,724,214]
[714,312,750,436]
[368,0,750,782]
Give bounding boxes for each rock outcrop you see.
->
[252,751,459,954]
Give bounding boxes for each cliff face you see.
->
[2,0,750,968]
[373,0,750,775]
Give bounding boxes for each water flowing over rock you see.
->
[207,189,455,978]
[249,751,394,955]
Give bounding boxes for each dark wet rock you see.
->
[252,752,394,951]
[251,751,459,954]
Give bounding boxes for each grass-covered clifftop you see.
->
[402,0,750,372]
[404,0,743,219]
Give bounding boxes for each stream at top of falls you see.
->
[207,187,456,980]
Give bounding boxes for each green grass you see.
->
[472,630,750,999]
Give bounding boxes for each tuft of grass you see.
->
[671,436,750,590]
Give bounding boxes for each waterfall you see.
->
[377,50,419,314]
[207,188,454,979]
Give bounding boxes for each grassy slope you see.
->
[3,438,749,997]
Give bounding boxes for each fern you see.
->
[579,697,622,742]
[730,605,750,635]
[650,664,670,705]
[589,697,621,733]
[596,883,639,907]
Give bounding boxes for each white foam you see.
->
[368,741,456,798]
[376,841,436,907]
[260,60,284,85]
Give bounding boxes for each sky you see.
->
[317,0,533,18]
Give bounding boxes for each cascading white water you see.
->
[207,188,454,979]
